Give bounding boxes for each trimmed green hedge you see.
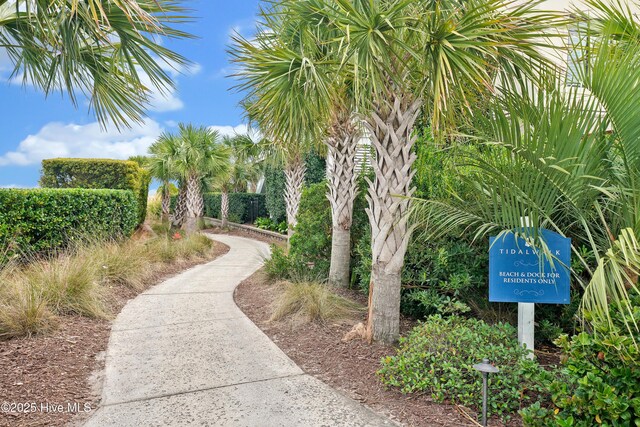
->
[0,188,137,261]
[203,193,267,223]
[40,158,149,225]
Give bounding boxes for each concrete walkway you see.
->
[84,234,393,427]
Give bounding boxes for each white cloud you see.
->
[0,119,163,166]
[0,184,30,189]
[208,124,249,138]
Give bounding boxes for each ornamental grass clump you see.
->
[379,315,554,421]
[21,252,106,318]
[0,265,57,339]
[93,240,150,291]
[0,231,217,340]
[270,281,363,325]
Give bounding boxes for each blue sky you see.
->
[0,0,262,188]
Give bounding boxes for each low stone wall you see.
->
[203,217,287,242]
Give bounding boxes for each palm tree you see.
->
[300,0,558,343]
[215,135,261,228]
[172,124,231,233]
[230,1,361,283]
[413,1,640,347]
[230,4,337,241]
[148,133,180,222]
[0,1,192,128]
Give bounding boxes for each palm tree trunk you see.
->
[327,123,360,288]
[173,183,187,226]
[364,93,421,344]
[221,189,230,228]
[182,173,203,233]
[161,181,171,223]
[284,156,306,241]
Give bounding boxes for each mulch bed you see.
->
[234,269,494,427]
[0,241,229,427]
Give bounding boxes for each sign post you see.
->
[489,226,571,359]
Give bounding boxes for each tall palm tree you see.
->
[215,135,261,228]
[148,133,180,222]
[231,1,361,282]
[414,2,640,346]
[0,0,192,128]
[172,124,231,233]
[230,5,334,241]
[310,0,558,343]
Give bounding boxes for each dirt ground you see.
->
[0,241,229,427]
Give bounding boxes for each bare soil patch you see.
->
[0,241,229,427]
[235,269,489,427]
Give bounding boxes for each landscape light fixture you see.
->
[472,358,500,427]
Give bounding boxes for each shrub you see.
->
[40,158,149,225]
[264,245,293,280]
[254,217,287,234]
[270,281,363,325]
[0,188,138,261]
[379,315,553,421]
[202,193,267,223]
[288,183,333,277]
[354,231,488,319]
[276,180,370,282]
[521,296,640,426]
[304,151,327,185]
[264,165,287,222]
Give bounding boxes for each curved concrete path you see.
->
[84,234,393,427]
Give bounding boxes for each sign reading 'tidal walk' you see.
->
[489,229,571,304]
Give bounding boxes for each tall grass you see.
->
[0,231,216,339]
[270,281,363,325]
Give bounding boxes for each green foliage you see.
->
[0,189,137,262]
[265,180,370,282]
[521,296,640,426]
[254,217,287,234]
[379,315,553,421]
[264,164,286,222]
[354,229,488,319]
[202,193,267,223]
[264,245,292,280]
[40,158,149,225]
[304,151,326,185]
[288,183,332,277]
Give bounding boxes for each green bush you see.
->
[40,158,149,225]
[521,296,640,427]
[304,151,327,185]
[288,183,333,277]
[264,165,287,222]
[267,180,370,282]
[354,230,488,318]
[379,315,553,421]
[0,188,138,262]
[202,193,267,223]
[254,217,287,234]
[264,245,292,280]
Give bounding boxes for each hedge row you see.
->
[40,158,150,225]
[0,188,138,261]
[204,193,267,223]
[169,193,267,224]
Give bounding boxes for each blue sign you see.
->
[489,229,571,304]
